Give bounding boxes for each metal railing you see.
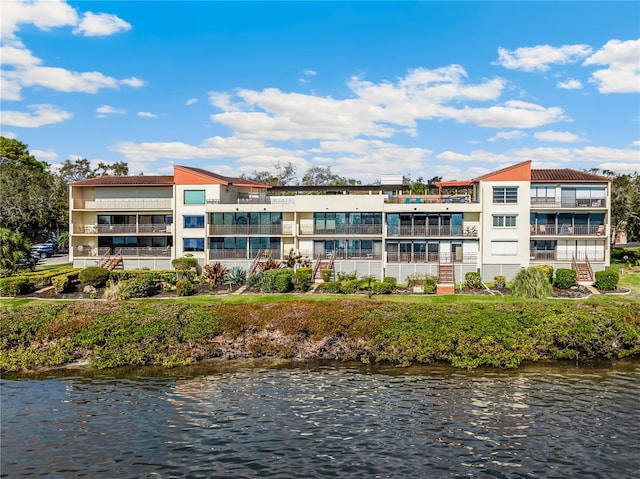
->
[387,252,478,264]
[529,250,605,261]
[386,194,474,204]
[314,250,382,261]
[209,249,282,261]
[529,225,606,236]
[208,225,287,236]
[74,199,172,210]
[388,225,477,237]
[302,225,384,235]
[74,224,172,234]
[530,198,606,208]
[75,246,171,257]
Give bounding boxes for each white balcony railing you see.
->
[74,199,172,210]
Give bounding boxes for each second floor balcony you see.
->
[300,224,383,236]
[530,224,606,236]
[208,224,292,236]
[73,199,172,210]
[74,223,172,234]
[530,198,607,209]
[388,225,478,237]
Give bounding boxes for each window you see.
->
[184,190,205,204]
[491,241,518,256]
[492,215,517,228]
[183,238,204,252]
[183,215,205,228]
[493,187,518,204]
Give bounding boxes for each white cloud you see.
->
[575,146,640,164]
[185,98,198,106]
[0,1,141,101]
[633,140,640,147]
[96,105,126,117]
[0,131,17,139]
[137,112,157,118]
[533,130,583,143]
[73,12,131,37]
[207,66,564,143]
[488,130,527,142]
[31,149,58,161]
[0,104,73,127]
[583,39,640,93]
[557,78,583,90]
[1,0,78,41]
[495,44,592,72]
[596,162,640,174]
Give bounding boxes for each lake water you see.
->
[2,359,639,478]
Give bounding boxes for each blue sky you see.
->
[1,1,639,182]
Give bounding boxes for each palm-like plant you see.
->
[0,228,31,275]
[203,262,229,287]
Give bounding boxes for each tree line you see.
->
[1,136,638,246]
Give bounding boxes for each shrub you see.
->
[203,262,229,287]
[259,269,279,293]
[103,279,122,301]
[172,257,198,271]
[79,267,110,288]
[175,279,195,296]
[275,270,293,293]
[258,258,282,271]
[226,267,246,286]
[340,279,360,294]
[322,281,341,293]
[594,270,619,291]
[119,275,158,299]
[494,275,506,289]
[383,276,397,288]
[534,264,554,283]
[371,281,392,294]
[554,268,577,289]
[52,275,71,294]
[405,273,423,287]
[292,267,313,292]
[0,277,34,296]
[246,271,263,288]
[109,269,191,284]
[337,271,358,281]
[321,269,333,282]
[511,267,552,298]
[464,272,483,289]
[423,274,438,294]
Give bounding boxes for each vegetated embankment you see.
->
[1,299,639,372]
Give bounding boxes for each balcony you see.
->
[530,224,606,236]
[208,225,290,236]
[386,194,474,204]
[207,197,295,205]
[74,224,172,234]
[387,252,478,264]
[530,198,606,209]
[74,246,172,257]
[388,225,478,237]
[300,225,383,236]
[74,199,172,210]
[209,249,282,260]
[529,250,605,262]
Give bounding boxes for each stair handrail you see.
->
[584,254,593,281]
[97,249,111,268]
[248,249,263,275]
[312,253,323,280]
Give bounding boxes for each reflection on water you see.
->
[2,360,639,478]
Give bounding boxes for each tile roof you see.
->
[531,169,611,182]
[175,166,268,187]
[70,175,174,186]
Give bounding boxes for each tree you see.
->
[57,158,129,183]
[0,137,58,238]
[301,166,360,186]
[0,228,31,275]
[610,172,640,244]
[242,161,297,186]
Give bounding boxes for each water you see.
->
[2,360,639,478]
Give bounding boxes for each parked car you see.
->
[15,257,36,271]
[32,243,55,258]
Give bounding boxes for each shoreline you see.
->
[2,298,639,372]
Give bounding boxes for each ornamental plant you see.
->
[176,279,195,296]
[554,268,577,289]
[511,267,552,299]
[594,270,619,291]
[78,267,110,288]
[464,272,482,289]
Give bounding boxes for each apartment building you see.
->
[69,160,611,284]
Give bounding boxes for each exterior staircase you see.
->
[98,249,123,271]
[436,262,455,295]
[572,255,594,284]
[313,254,335,282]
